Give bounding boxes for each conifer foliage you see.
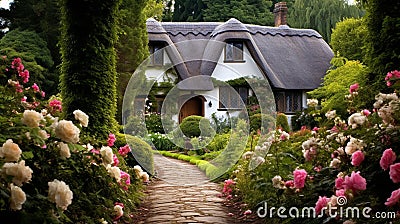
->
[59,0,121,140]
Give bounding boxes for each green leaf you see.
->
[22,151,34,160]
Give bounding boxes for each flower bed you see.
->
[224,71,400,223]
[0,57,149,223]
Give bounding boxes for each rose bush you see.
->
[226,70,400,223]
[0,57,149,223]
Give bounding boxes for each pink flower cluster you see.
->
[380,148,396,171]
[349,83,359,94]
[335,171,366,195]
[11,58,30,84]
[351,151,365,167]
[49,99,62,113]
[315,196,329,215]
[293,169,307,189]
[118,144,131,157]
[113,154,119,166]
[385,70,400,87]
[108,133,116,147]
[120,171,131,190]
[222,179,235,199]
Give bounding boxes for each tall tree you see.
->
[288,0,364,42]
[59,0,121,139]
[203,0,274,25]
[330,18,367,61]
[363,0,400,92]
[173,0,205,22]
[8,0,61,65]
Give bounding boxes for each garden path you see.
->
[135,153,237,224]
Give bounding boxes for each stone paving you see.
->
[136,153,238,224]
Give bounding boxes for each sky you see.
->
[0,0,11,9]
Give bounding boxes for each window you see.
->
[219,86,248,109]
[149,43,164,66]
[225,41,244,62]
[275,91,302,113]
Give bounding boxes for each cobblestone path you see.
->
[136,153,237,224]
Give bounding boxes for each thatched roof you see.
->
[146,18,333,90]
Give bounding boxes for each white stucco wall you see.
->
[211,45,265,81]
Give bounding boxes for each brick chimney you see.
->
[274,2,288,27]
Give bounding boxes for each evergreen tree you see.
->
[202,0,274,25]
[162,0,174,21]
[288,0,364,42]
[173,0,205,22]
[330,18,367,62]
[363,0,400,92]
[59,0,121,139]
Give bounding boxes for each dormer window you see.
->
[149,42,164,66]
[224,41,244,62]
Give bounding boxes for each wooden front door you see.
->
[179,96,204,123]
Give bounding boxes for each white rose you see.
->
[38,130,49,140]
[0,139,22,162]
[100,146,113,165]
[2,160,33,186]
[133,165,143,177]
[58,142,71,159]
[10,183,26,210]
[55,120,80,143]
[139,171,149,182]
[107,166,121,182]
[48,179,73,210]
[73,110,89,127]
[114,204,124,218]
[21,110,43,128]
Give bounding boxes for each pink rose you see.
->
[343,171,366,192]
[285,180,294,188]
[113,154,119,166]
[351,151,365,167]
[118,144,131,157]
[336,189,345,197]
[380,148,396,171]
[32,83,40,92]
[361,109,371,116]
[385,188,400,206]
[108,133,116,147]
[349,83,359,93]
[293,169,307,189]
[389,163,400,183]
[335,177,344,189]
[315,196,329,215]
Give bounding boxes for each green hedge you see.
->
[115,133,154,175]
[60,0,120,140]
[180,115,214,137]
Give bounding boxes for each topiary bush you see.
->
[276,113,290,132]
[179,115,214,138]
[249,113,275,132]
[115,133,154,175]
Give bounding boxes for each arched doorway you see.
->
[179,96,205,123]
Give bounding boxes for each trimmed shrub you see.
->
[180,115,214,137]
[276,113,290,132]
[249,113,275,132]
[115,133,154,174]
[207,133,230,152]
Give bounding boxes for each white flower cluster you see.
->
[100,146,114,165]
[107,165,121,182]
[345,137,366,155]
[2,160,33,186]
[272,175,285,189]
[0,139,22,162]
[55,120,80,143]
[348,112,367,129]
[48,179,73,210]
[307,99,319,108]
[73,109,89,127]
[302,137,318,161]
[325,110,336,120]
[133,165,149,182]
[10,184,26,210]
[21,110,43,128]
[58,142,71,159]
[374,93,399,125]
